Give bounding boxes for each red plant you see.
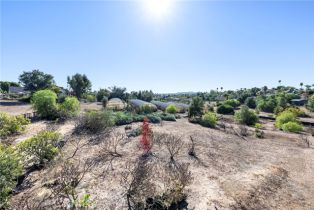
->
[141,117,151,153]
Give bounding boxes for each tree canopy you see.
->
[19,70,54,92]
[67,73,91,99]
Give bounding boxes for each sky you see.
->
[1,0,314,93]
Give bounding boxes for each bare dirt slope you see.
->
[9,117,314,210]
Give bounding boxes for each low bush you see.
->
[138,104,156,114]
[235,106,258,126]
[201,112,217,128]
[166,104,177,114]
[75,110,115,134]
[254,123,264,129]
[307,94,314,112]
[256,97,277,113]
[217,104,234,115]
[281,122,303,133]
[275,111,297,128]
[114,112,133,126]
[159,113,176,121]
[255,129,264,138]
[284,107,307,117]
[18,130,61,166]
[133,114,145,122]
[0,112,30,138]
[31,89,58,119]
[82,94,96,102]
[223,99,240,108]
[58,96,80,119]
[0,144,22,208]
[146,114,161,123]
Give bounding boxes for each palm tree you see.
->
[220,87,223,91]
[278,80,281,86]
[300,82,304,89]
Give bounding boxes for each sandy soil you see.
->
[8,117,314,210]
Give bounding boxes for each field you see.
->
[1,100,314,210]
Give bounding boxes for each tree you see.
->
[67,74,91,99]
[278,80,282,86]
[300,82,304,89]
[0,81,20,93]
[307,94,314,112]
[188,97,204,118]
[130,90,154,102]
[96,88,110,102]
[19,70,55,92]
[109,86,128,101]
[31,89,58,119]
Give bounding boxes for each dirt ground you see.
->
[7,116,314,210]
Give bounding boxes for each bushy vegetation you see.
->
[109,86,128,101]
[130,90,154,102]
[114,112,134,125]
[146,113,162,123]
[0,144,22,208]
[18,130,61,166]
[223,99,240,108]
[281,122,303,133]
[58,96,80,119]
[244,97,256,108]
[201,112,217,128]
[256,96,277,113]
[166,104,177,114]
[138,104,156,114]
[159,113,176,121]
[31,89,58,119]
[67,73,92,99]
[96,88,110,102]
[82,93,96,102]
[188,97,204,118]
[217,104,234,115]
[0,112,30,138]
[19,70,55,92]
[75,110,115,134]
[275,111,303,133]
[102,96,108,108]
[235,106,258,126]
[0,81,20,93]
[307,94,314,112]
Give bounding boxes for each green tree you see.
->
[109,86,128,101]
[67,74,92,99]
[96,88,110,102]
[31,89,58,119]
[19,70,54,92]
[235,106,258,126]
[188,97,204,118]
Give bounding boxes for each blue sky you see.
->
[1,0,314,93]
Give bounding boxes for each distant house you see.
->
[8,86,29,96]
[291,99,307,106]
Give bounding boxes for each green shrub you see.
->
[133,114,145,122]
[0,144,22,208]
[18,131,61,166]
[138,104,156,114]
[217,104,234,115]
[159,113,176,121]
[223,99,240,108]
[58,96,80,119]
[254,123,264,129]
[31,89,58,119]
[255,129,264,138]
[146,114,161,123]
[307,94,314,112]
[201,112,217,128]
[0,112,30,138]
[82,93,96,102]
[188,97,204,118]
[283,107,306,117]
[244,97,256,109]
[166,104,177,114]
[75,110,115,134]
[275,111,297,128]
[114,112,133,125]
[274,106,284,115]
[281,122,303,133]
[235,106,258,126]
[102,96,108,108]
[256,97,277,113]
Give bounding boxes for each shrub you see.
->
[275,111,297,128]
[114,112,134,125]
[18,131,61,166]
[223,99,240,108]
[139,104,156,114]
[255,129,264,138]
[0,144,22,208]
[201,112,217,128]
[75,110,115,134]
[166,104,177,114]
[188,97,204,118]
[254,123,264,129]
[102,96,108,108]
[256,97,277,113]
[217,104,234,115]
[82,94,96,102]
[159,113,176,121]
[283,107,306,117]
[281,122,303,133]
[58,96,80,119]
[274,106,284,115]
[96,88,110,102]
[245,97,256,109]
[133,114,145,122]
[235,106,258,126]
[307,94,314,112]
[146,114,161,123]
[0,112,30,138]
[31,89,58,119]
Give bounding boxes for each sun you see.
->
[141,0,174,21]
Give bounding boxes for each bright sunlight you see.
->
[141,0,175,21]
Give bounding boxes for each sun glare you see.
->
[142,0,174,21]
